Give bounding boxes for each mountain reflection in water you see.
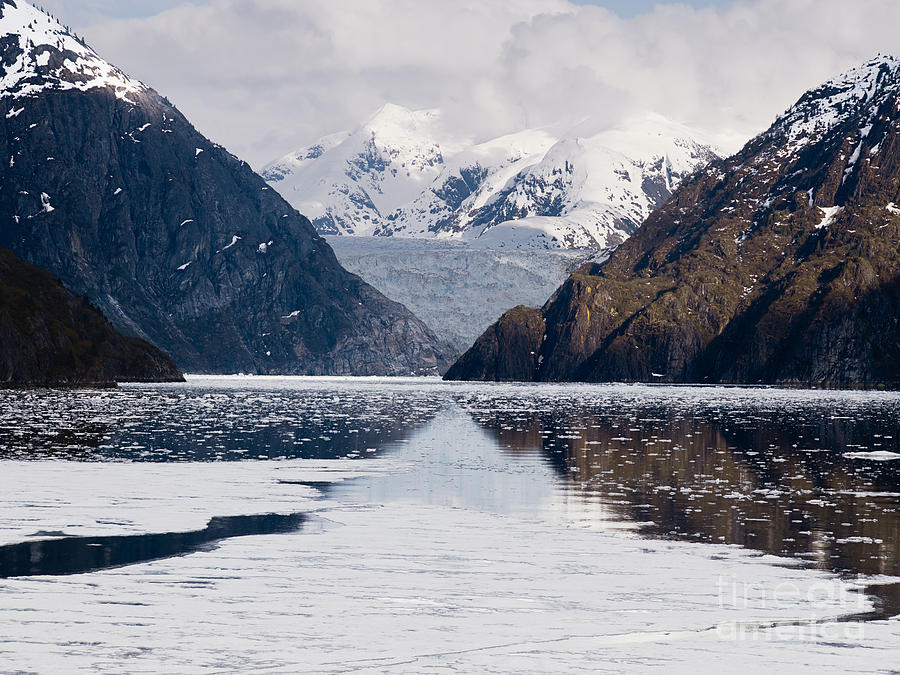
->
[461,389,900,578]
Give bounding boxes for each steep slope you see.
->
[0,0,448,375]
[263,108,718,250]
[0,248,182,386]
[446,56,900,388]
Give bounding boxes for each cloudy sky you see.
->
[39,0,900,167]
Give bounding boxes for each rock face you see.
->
[443,306,545,382]
[263,106,719,250]
[0,0,448,375]
[0,247,182,386]
[446,56,900,388]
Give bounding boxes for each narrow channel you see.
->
[0,512,306,578]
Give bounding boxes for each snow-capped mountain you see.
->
[770,55,898,155]
[262,104,450,235]
[0,0,145,101]
[445,54,900,386]
[0,0,450,376]
[262,107,719,250]
[375,126,557,239]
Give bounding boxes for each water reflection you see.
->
[461,388,900,578]
[3,379,900,594]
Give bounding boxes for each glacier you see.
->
[327,236,599,354]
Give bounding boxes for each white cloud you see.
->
[39,0,197,25]
[74,0,900,167]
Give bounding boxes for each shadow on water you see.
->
[0,513,306,578]
[277,480,337,495]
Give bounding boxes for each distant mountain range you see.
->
[262,105,719,250]
[0,0,450,377]
[447,56,900,387]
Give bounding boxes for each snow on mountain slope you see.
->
[375,128,558,238]
[258,131,349,183]
[262,104,449,235]
[460,116,719,249]
[772,55,900,154]
[0,0,145,102]
[263,107,719,250]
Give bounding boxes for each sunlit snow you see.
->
[0,1,147,102]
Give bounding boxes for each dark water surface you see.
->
[458,387,900,579]
[1,377,899,589]
[0,378,443,461]
[0,513,306,578]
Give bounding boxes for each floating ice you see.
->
[843,450,900,461]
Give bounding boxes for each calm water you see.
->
[458,387,900,578]
[0,513,306,578]
[1,377,899,580]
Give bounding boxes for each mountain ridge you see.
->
[445,55,900,387]
[262,107,720,250]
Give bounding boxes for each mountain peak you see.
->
[359,103,443,149]
[364,102,437,126]
[447,56,900,387]
[773,54,900,150]
[0,0,145,102]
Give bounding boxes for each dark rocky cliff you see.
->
[0,247,182,386]
[444,306,545,381]
[447,56,900,388]
[0,1,449,375]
